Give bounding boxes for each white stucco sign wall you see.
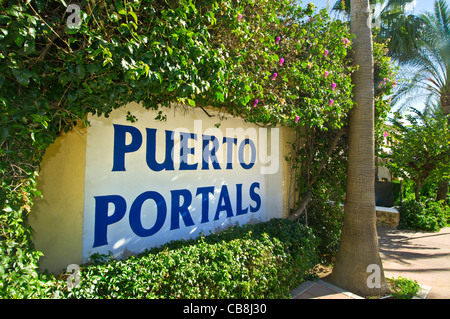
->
[82,103,284,262]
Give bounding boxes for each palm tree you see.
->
[332,0,425,61]
[328,0,389,297]
[392,0,449,201]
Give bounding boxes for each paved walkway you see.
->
[378,226,450,299]
[292,279,364,299]
[292,227,450,299]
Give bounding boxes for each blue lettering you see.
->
[170,189,195,230]
[146,128,175,171]
[112,124,143,171]
[223,137,237,169]
[196,186,215,224]
[249,182,261,212]
[180,132,198,170]
[236,184,248,216]
[238,138,256,169]
[93,195,127,247]
[111,125,260,172]
[214,185,233,220]
[129,191,167,237]
[202,135,221,170]
[92,183,263,248]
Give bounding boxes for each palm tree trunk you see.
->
[328,0,389,297]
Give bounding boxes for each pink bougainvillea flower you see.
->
[383,131,389,138]
[342,37,350,47]
[279,58,285,66]
[275,36,280,44]
[238,14,243,22]
[324,71,329,78]
[253,99,259,107]
[332,82,337,90]
[329,99,334,106]
[272,73,278,80]
[324,49,329,57]
[295,115,300,124]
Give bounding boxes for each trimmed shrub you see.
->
[56,219,319,299]
[399,198,448,232]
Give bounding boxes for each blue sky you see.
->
[303,0,450,15]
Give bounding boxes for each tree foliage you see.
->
[385,107,450,200]
[392,0,450,115]
[331,0,425,61]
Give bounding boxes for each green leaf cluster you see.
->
[388,276,421,299]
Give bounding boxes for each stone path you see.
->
[378,226,450,299]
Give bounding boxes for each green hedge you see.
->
[399,198,449,232]
[299,199,344,263]
[56,219,318,299]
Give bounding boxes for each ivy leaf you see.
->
[0,15,12,24]
[76,64,86,79]
[215,91,224,102]
[14,34,25,47]
[33,0,46,12]
[0,127,8,142]
[129,11,138,24]
[23,40,35,55]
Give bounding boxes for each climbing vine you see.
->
[287,38,397,220]
[0,0,394,297]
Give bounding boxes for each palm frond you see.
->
[434,0,450,38]
[392,0,450,115]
